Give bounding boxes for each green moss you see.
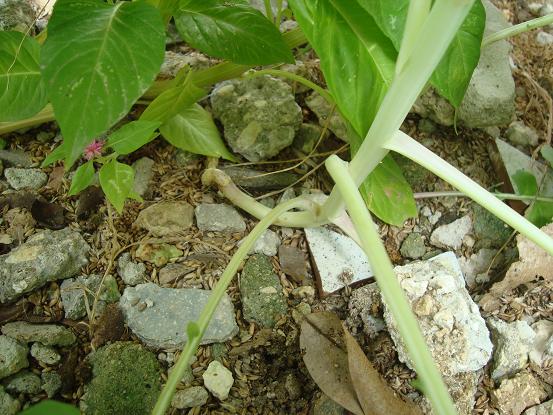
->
[82,342,161,415]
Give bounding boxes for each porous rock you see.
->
[195,203,246,233]
[134,201,194,236]
[0,335,28,379]
[2,322,76,346]
[202,360,233,400]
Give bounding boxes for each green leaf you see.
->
[20,400,80,415]
[0,31,48,122]
[360,154,417,226]
[430,0,485,107]
[41,142,68,168]
[140,72,205,123]
[69,160,95,196]
[99,160,135,213]
[288,0,315,41]
[512,169,553,227]
[106,120,161,155]
[541,145,553,168]
[356,0,409,50]
[512,170,538,196]
[160,104,236,161]
[309,0,396,137]
[175,0,294,65]
[41,0,165,167]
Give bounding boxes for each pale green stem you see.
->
[152,196,316,415]
[483,13,553,47]
[325,155,457,415]
[263,0,275,23]
[414,191,553,203]
[396,0,432,74]
[321,0,476,221]
[387,131,553,255]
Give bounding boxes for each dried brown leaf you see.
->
[481,223,553,311]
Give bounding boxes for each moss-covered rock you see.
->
[80,342,161,415]
[472,204,512,248]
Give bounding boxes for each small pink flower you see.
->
[83,139,105,160]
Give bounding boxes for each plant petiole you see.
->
[483,12,553,47]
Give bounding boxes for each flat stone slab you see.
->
[2,322,76,346]
[119,283,238,349]
[305,227,373,295]
[195,203,246,233]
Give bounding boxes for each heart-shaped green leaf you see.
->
[69,160,95,196]
[175,0,294,65]
[107,120,161,155]
[160,104,236,161]
[0,31,48,121]
[20,400,80,415]
[99,160,135,213]
[41,0,165,167]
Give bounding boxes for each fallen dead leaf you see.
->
[480,223,553,311]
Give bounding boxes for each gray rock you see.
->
[278,245,307,283]
[30,343,60,365]
[293,123,326,154]
[239,254,288,328]
[117,253,147,286]
[119,283,238,349]
[524,399,553,415]
[4,370,41,395]
[60,274,120,320]
[222,166,298,190]
[159,51,214,79]
[430,215,472,250]
[400,233,427,259]
[171,386,209,409]
[347,283,386,338]
[80,342,161,415]
[0,386,19,415]
[202,360,233,400]
[2,322,76,346]
[544,335,553,358]
[4,168,47,190]
[383,252,492,377]
[0,228,90,303]
[0,0,35,31]
[305,92,348,141]
[506,121,540,147]
[195,204,246,233]
[245,229,280,256]
[313,393,345,415]
[529,320,553,365]
[131,157,154,198]
[0,335,28,379]
[210,76,302,161]
[488,318,536,381]
[418,118,437,134]
[491,372,547,415]
[459,248,498,288]
[0,150,32,168]
[41,371,62,398]
[472,202,513,248]
[134,201,194,237]
[536,31,553,45]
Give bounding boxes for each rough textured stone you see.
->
[0,386,19,415]
[530,320,553,365]
[4,168,47,190]
[117,253,147,286]
[202,360,233,400]
[524,399,553,415]
[240,254,288,328]
[459,248,498,288]
[506,121,540,147]
[30,342,60,365]
[222,166,298,190]
[41,371,62,398]
[347,283,386,338]
[135,243,183,267]
[158,263,193,286]
[278,245,307,283]
[135,201,194,236]
[159,51,214,78]
[536,31,553,45]
[119,283,238,349]
[400,233,427,259]
[313,393,345,415]
[383,252,492,377]
[305,92,348,141]
[472,202,513,248]
[305,227,373,294]
[245,229,280,256]
[293,123,326,153]
[488,318,536,380]
[0,228,90,303]
[0,150,32,167]
[0,0,35,31]
[80,342,161,415]
[430,215,472,250]
[210,76,302,161]
[0,335,28,379]
[491,372,547,415]
[195,204,246,233]
[131,157,154,198]
[4,370,41,395]
[2,322,76,346]
[61,274,120,320]
[171,386,209,409]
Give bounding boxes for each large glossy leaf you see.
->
[160,104,236,161]
[41,0,165,166]
[288,0,315,42]
[175,0,293,65]
[310,0,396,137]
[99,160,135,213]
[0,31,48,122]
[20,400,80,415]
[106,120,161,155]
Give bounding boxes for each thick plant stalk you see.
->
[386,131,553,255]
[152,196,317,415]
[325,155,457,415]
